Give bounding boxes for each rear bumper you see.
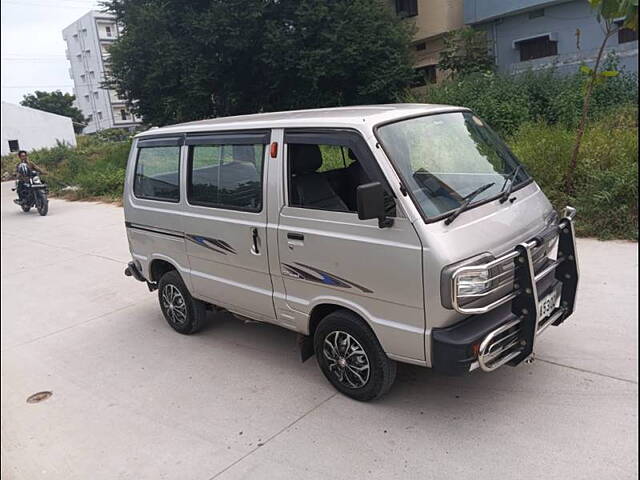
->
[431,207,579,376]
[124,261,146,282]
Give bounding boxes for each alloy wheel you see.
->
[161,284,187,326]
[322,330,370,389]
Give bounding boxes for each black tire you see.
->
[21,204,31,212]
[314,309,396,401]
[37,192,48,216]
[157,270,207,334]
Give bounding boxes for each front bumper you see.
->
[431,207,579,376]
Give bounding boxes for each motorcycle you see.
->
[12,170,49,216]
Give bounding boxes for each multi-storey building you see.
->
[464,0,638,74]
[62,10,141,133]
[389,0,464,86]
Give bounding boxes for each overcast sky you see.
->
[1,0,102,105]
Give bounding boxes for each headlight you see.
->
[33,176,41,184]
[440,252,495,309]
[456,269,491,296]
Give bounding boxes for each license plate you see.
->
[539,286,561,320]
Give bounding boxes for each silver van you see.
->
[123,104,578,401]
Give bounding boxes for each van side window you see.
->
[133,146,181,202]
[287,142,395,216]
[188,143,265,212]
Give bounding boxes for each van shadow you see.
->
[193,309,545,415]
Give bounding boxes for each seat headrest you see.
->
[233,145,256,165]
[290,144,322,174]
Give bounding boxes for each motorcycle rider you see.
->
[15,150,46,205]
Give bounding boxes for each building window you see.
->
[120,109,129,121]
[617,22,638,43]
[105,26,112,37]
[97,112,103,120]
[518,36,558,61]
[529,9,545,19]
[8,140,19,152]
[94,91,99,98]
[395,0,418,18]
[415,42,426,51]
[411,65,437,87]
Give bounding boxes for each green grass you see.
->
[509,105,638,240]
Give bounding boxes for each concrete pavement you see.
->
[1,181,637,479]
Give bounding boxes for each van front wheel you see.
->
[157,270,207,334]
[314,310,396,401]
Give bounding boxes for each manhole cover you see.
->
[26,391,53,404]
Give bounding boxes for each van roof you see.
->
[135,103,468,138]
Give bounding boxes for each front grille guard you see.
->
[450,206,579,372]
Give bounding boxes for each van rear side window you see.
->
[188,143,265,212]
[133,146,181,202]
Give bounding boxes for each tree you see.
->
[565,0,638,193]
[103,0,415,126]
[20,90,87,134]
[438,27,495,78]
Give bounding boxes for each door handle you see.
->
[287,232,304,249]
[251,227,260,255]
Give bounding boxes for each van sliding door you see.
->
[182,131,276,322]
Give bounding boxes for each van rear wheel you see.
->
[314,310,396,401]
[157,270,207,334]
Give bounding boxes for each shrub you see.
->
[510,105,638,239]
[1,134,131,201]
[411,63,638,136]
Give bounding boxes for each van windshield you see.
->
[376,111,530,220]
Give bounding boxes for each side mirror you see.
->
[357,182,393,228]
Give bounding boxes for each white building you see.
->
[1,102,77,156]
[62,10,141,133]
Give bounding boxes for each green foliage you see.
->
[20,90,87,134]
[103,0,415,125]
[1,135,131,201]
[510,105,638,239]
[411,64,638,136]
[589,0,638,29]
[438,28,494,77]
[90,127,139,143]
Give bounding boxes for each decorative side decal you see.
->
[281,262,373,294]
[186,234,236,255]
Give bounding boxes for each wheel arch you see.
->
[307,299,378,340]
[148,256,188,286]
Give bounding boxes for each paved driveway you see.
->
[1,181,638,480]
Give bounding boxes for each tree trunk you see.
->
[565,27,615,194]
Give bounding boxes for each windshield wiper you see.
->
[499,165,522,204]
[444,182,495,225]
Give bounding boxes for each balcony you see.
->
[108,89,125,104]
[96,21,118,40]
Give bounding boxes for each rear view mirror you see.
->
[357,182,393,228]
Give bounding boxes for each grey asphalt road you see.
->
[1,181,638,480]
